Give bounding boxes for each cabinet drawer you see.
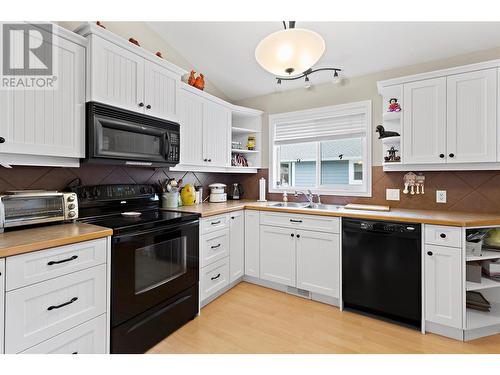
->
[6,238,107,291]
[20,314,106,354]
[260,211,340,233]
[201,228,229,268]
[5,265,107,353]
[425,225,462,248]
[201,257,229,301]
[201,214,230,235]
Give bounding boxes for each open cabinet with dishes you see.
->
[230,105,263,172]
[465,227,500,340]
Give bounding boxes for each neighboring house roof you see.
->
[280,138,363,162]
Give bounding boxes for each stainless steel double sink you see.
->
[266,202,344,211]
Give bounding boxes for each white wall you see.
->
[235,47,500,167]
[57,21,231,101]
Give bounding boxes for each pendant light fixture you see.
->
[255,21,342,88]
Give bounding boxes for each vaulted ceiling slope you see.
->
[148,22,500,101]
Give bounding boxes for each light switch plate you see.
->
[386,188,400,201]
[436,190,447,203]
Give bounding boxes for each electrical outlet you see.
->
[386,188,400,201]
[436,190,447,204]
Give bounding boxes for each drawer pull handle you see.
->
[427,251,433,256]
[47,297,78,311]
[47,255,78,266]
[296,234,301,238]
[211,244,221,249]
[440,233,446,239]
[211,220,221,225]
[211,273,221,281]
[72,352,78,355]
[290,219,303,223]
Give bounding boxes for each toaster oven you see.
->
[0,191,78,232]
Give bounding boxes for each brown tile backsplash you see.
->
[0,165,499,214]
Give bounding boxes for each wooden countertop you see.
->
[166,200,500,227]
[0,223,113,258]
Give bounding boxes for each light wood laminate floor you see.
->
[148,282,500,354]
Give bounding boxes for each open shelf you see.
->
[381,136,401,145]
[232,126,260,134]
[383,111,401,121]
[467,277,500,291]
[231,149,259,154]
[467,249,500,262]
[467,302,500,330]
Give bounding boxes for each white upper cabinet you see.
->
[177,86,231,168]
[0,27,85,166]
[403,77,447,164]
[144,60,178,120]
[446,69,497,163]
[77,23,184,122]
[89,36,145,113]
[178,89,204,165]
[202,99,231,167]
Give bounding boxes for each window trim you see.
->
[268,101,372,197]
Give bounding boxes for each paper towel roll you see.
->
[258,177,267,202]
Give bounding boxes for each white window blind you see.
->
[274,112,367,145]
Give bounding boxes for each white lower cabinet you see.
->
[0,259,4,354]
[20,314,106,354]
[201,257,229,301]
[5,264,107,353]
[424,244,463,329]
[296,230,340,298]
[244,210,260,278]
[229,211,245,283]
[260,225,296,286]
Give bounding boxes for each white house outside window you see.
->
[269,101,372,197]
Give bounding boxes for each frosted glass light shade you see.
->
[255,28,325,77]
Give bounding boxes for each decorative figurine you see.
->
[247,135,256,151]
[385,146,399,162]
[376,125,400,139]
[96,21,106,29]
[187,70,196,86]
[155,51,163,59]
[128,37,140,46]
[403,172,417,195]
[388,98,401,112]
[193,73,205,90]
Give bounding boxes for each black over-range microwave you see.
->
[84,102,180,167]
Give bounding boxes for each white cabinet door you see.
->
[296,230,339,298]
[260,225,296,286]
[0,259,4,354]
[144,60,178,121]
[203,100,231,167]
[178,89,204,165]
[425,244,462,329]
[498,68,500,161]
[229,210,245,283]
[244,210,260,278]
[403,77,447,164]
[90,35,145,113]
[447,69,497,163]
[0,35,85,159]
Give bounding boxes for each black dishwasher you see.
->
[342,218,421,328]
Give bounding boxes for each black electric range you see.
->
[74,184,200,354]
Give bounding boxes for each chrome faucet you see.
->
[294,190,314,205]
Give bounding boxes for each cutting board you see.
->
[344,204,390,212]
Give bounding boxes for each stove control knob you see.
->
[68,203,76,210]
[67,195,75,202]
[68,211,76,218]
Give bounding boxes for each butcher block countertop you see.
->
[0,223,113,258]
[166,200,500,227]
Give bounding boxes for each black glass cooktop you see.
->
[80,209,200,234]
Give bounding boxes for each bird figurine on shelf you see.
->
[376,125,400,139]
[187,70,196,86]
[193,73,205,90]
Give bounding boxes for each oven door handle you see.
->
[113,219,199,242]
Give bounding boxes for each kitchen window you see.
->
[269,101,372,196]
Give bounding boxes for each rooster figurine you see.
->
[187,70,196,86]
[193,73,205,90]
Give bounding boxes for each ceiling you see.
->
[148,22,500,101]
